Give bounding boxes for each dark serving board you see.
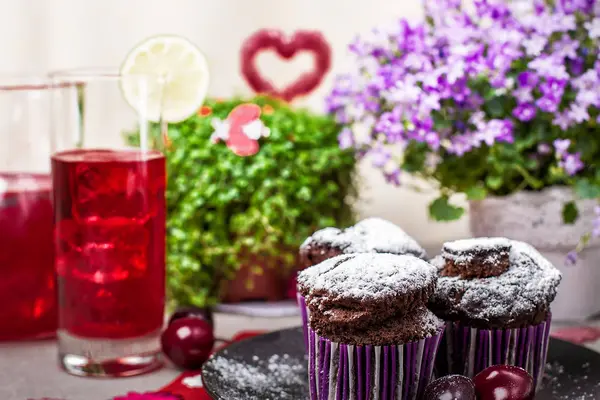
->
[202,327,600,399]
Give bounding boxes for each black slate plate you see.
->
[202,327,600,400]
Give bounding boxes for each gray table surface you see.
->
[2,313,600,400]
[0,313,301,400]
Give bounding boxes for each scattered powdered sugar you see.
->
[300,217,427,259]
[443,237,511,254]
[204,353,306,400]
[432,240,562,323]
[545,361,600,399]
[301,253,437,300]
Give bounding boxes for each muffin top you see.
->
[429,239,562,329]
[301,253,443,345]
[441,237,512,279]
[299,217,427,265]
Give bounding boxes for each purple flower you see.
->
[554,35,579,59]
[557,0,594,14]
[375,112,404,143]
[424,131,441,150]
[576,89,599,108]
[585,18,600,39]
[536,96,560,113]
[539,78,567,98]
[517,72,539,88]
[529,56,568,80]
[513,87,534,103]
[570,57,585,76]
[568,104,590,124]
[565,250,578,266]
[523,36,547,56]
[370,146,391,168]
[553,112,573,130]
[469,111,486,130]
[533,0,546,14]
[559,152,584,175]
[538,143,552,154]
[553,139,571,155]
[512,103,536,122]
[384,169,401,186]
[419,93,442,115]
[446,133,475,156]
[477,119,514,146]
[592,213,600,238]
[338,127,354,150]
[325,0,600,208]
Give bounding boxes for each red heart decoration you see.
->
[240,29,332,102]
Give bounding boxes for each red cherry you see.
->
[168,306,213,326]
[473,365,534,400]
[424,375,476,400]
[161,317,215,370]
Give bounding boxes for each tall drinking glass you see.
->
[50,69,166,377]
[0,77,56,340]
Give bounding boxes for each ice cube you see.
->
[55,217,150,283]
[72,163,156,221]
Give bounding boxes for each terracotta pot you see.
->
[220,245,304,303]
[220,263,286,303]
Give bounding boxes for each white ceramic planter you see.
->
[469,187,600,321]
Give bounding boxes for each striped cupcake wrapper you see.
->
[436,314,552,391]
[297,293,309,350]
[307,327,444,400]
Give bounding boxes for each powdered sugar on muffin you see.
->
[430,239,562,328]
[441,237,512,279]
[300,217,427,260]
[300,253,437,302]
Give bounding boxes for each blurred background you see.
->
[0,0,470,249]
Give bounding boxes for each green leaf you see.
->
[574,179,600,199]
[429,196,465,221]
[562,201,579,224]
[465,186,487,201]
[485,175,503,190]
[484,97,505,118]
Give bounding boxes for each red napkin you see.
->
[113,331,265,400]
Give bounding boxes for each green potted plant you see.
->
[325,0,600,320]
[128,95,356,307]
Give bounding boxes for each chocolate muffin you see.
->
[430,238,561,329]
[299,217,427,270]
[430,238,562,390]
[301,253,445,400]
[303,253,440,344]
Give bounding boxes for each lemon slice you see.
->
[120,35,210,123]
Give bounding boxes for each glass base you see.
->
[58,329,163,377]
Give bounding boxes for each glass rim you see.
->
[49,67,167,84]
[0,73,54,91]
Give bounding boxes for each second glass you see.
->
[50,69,167,377]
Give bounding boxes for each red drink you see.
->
[52,149,166,339]
[0,174,56,340]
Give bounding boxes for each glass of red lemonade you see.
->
[0,77,56,341]
[50,69,167,377]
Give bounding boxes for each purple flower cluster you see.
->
[326,0,600,184]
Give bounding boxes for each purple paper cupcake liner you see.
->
[435,314,552,391]
[297,293,309,349]
[307,327,444,400]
